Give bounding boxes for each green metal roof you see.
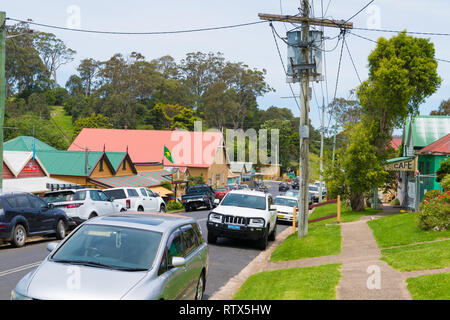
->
[36,150,126,176]
[405,116,450,149]
[385,156,414,164]
[4,136,57,152]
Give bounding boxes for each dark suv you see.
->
[0,192,73,248]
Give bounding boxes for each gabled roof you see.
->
[4,136,57,152]
[69,128,225,167]
[36,150,126,177]
[230,162,253,173]
[404,116,450,149]
[417,133,450,155]
[3,151,49,177]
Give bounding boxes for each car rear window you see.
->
[104,189,127,200]
[44,191,75,203]
[127,189,139,197]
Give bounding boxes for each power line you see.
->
[352,26,450,37]
[344,36,362,84]
[6,17,268,35]
[345,0,374,24]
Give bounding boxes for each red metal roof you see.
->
[69,128,224,167]
[390,138,402,150]
[417,133,450,155]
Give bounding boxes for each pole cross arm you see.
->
[258,13,353,29]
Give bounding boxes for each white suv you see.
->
[206,190,277,250]
[103,187,166,213]
[43,189,125,225]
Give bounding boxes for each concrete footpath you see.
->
[210,207,415,300]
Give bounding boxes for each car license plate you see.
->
[228,225,240,230]
[277,214,285,219]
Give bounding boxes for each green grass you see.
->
[367,213,450,248]
[406,272,450,300]
[50,106,74,139]
[380,240,450,272]
[232,264,341,300]
[271,224,341,262]
[309,203,381,225]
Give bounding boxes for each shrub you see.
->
[441,174,450,191]
[417,190,450,231]
[166,200,184,212]
[390,198,400,206]
[423,190,442,202]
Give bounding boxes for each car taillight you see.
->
[67,203,83,208]
[126,199,131,209]
[204,197,208,201]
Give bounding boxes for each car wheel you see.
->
[268,223,277,241]
[257,228,269,250]
[195,272,205,300]
[88,212,97,219]
[12,224,26,248]
[55,220,66,240]
[160,204,166,213]
[207,232,217,244]
[137,206,144,212]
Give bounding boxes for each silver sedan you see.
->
[11,213,208,300]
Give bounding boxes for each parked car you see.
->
[11,213,209,300]
[0,192,73,248]
[214,186,230,201]
[43,189,125,225]
[207,190,277,250]
[278,182,290,192]
[309,185,321,203]
[272,196,299,223]
[181,184,216,211]
[103,187,166,213]
[238,184,249,190]
[283,190,312,205]
[314,181,327,197]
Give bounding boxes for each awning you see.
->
[3,176,73,194]
[384,156,416,172]
[150,186,174,197]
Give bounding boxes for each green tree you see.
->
[436,158,450,183]
[430,98,450,116]
[72,113,114,139]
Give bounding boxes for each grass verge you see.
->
[406,272,450,300]
[380,240,450,272]
[270,224,341,262]
[367,213,450,248]
[310,203,381,224]
[232,264,341,300]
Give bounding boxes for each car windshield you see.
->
[220,193,266,210]
[285,191,300,197]
[51,224,162,271]
[274,198,298,207]
[44,191,74,203]
[309,186,319,192]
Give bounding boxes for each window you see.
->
[426,162,431,185]
[98,191,109,202]
[220,193,266,210]
[181,224,198,256]
[103,189,126,200]
[15,195,32,208]
[146,189,155,197]
[99,159,104,172]
[167,229,187,261]
[72,191,86,201]
[122,160,127,171]
[127,189,139,197]
[90,190,101,201]
[139,188,147,197]
[28,195,46,209]
[192,223,204,245]
[5,197,18,208]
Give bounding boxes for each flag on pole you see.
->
[164,145,174,163]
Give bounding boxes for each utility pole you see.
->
[259,4,352,238]
[0,12,6,193]
[319,97,325,202]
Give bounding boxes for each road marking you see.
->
[0,262,41,278]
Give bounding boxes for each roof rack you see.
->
[46,183,98,191]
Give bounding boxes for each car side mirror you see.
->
[46,242,59,252]
[44,203,54,209]
[170,257,186,268]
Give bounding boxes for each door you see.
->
[139,188,154,211]
[180,224,203,299]
[160,228,189,300]
[89,190,108,216]
[13,195,40,233]
[126,189,141,210]
[98,191,116,214]
[144,188,158,211]
[27,194,55,231]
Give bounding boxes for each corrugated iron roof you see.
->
[405,116,450,149]
[4,136,57,152]
[417,133,450,155]
[91,170,172,188]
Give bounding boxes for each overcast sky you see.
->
[4,0,450,136]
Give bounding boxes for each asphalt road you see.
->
[0,180,287,300]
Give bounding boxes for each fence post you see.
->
[293,206,297,234]
[337,196,341,223]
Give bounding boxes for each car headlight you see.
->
[11,289,32,300]
[209,213,222,223]
[248,218,265,228]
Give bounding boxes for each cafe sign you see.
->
[384,157,415,172]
